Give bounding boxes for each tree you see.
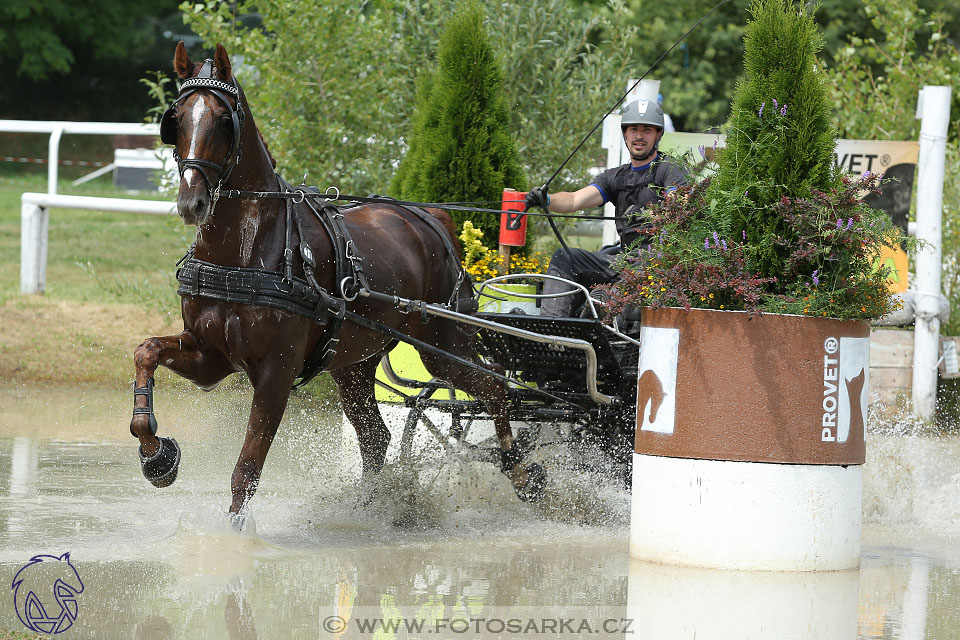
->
[181,0,638,200]
[391,0,524,243]
[826,0,960,338]
[707,0,840,279]
[0,0,182,120]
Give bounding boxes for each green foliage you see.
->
[180,0,637,205]
[824,0,960,336]
[0,0,180,80]
[181,0,408,195]
[598,0,749,133]
[0,0,183,120]
[708,0,841,279]
[827,0,960,143]
[391,0,523,243]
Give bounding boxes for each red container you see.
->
[498,189,527,247]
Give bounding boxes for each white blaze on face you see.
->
[182,97,210,188]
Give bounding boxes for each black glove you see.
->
[523,185,549,212]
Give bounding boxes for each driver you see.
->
[524,98,688,317]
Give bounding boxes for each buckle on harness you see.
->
[340,277,359,302]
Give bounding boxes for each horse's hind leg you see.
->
[331,357,391,478]
[416,324,546,502]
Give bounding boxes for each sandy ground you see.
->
[0,297,180,386]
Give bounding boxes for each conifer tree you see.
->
[708,0,841,279]
[390,0,524,245]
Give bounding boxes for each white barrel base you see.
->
[631,453,862,571]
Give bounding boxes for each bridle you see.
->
[160,59,245,207]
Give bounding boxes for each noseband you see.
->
[160,59,245,206]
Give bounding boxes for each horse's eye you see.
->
[219,116,233,133]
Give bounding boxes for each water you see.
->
[0,384,958,639]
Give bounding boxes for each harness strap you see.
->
[131,377,159,437]
[342,310,584,410]
[176,259,344,321]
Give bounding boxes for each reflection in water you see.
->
[899,554,930,640]
[627,559,859,639]
[0,385,958,639]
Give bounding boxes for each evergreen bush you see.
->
[707,0,840,279]
[390,0,524,245]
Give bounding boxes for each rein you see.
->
[218,188,620,222]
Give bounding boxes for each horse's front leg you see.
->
[131,330,232,487]
[229,366,299,517]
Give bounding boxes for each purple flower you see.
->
[721,239,728,251]
[863,170,871,178]
[742,230,747,240]
[772,98,778,110]
[758,102,765,117]
[812,269,820,286]
[836,218,843,229]
[780,104,787,116]
[846,218,854,230]
[705,237,710,250]
[712,231,720,245]
[713,139,718,151]
[698,144,706,157]
[744,190,749,197]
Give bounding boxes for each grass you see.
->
[0,628,45,640]
[0,170,337,400]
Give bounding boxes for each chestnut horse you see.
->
[129,42,544,521]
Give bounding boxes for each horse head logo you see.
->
[844,367,866,437]
[638,369,667,425]
[12,553,84,634]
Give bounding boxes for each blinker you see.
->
[160,107,177,145]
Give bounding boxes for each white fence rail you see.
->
[20,193,175,294]
[0,119,160,195]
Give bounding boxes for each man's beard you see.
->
[630,144,657,163]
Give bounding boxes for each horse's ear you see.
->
[174,41,192,79]
[214,44,233,83]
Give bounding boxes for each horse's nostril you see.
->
[193,199,208,222]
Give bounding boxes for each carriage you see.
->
[129,42,642,521]
[374,276,640,484]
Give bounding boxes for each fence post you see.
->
[20,199,49,294]
[912,85,952,418]
[47,125,63,195]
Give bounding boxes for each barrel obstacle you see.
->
[631,307,867,571]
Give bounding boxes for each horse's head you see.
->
[161,42,244,226]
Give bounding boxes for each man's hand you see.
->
[523,186,550,212]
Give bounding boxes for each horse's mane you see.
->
[256,129,277,169]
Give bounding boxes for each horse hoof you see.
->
[229,512,247,532]
[515,463,547,503]
[139,437,181,488]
